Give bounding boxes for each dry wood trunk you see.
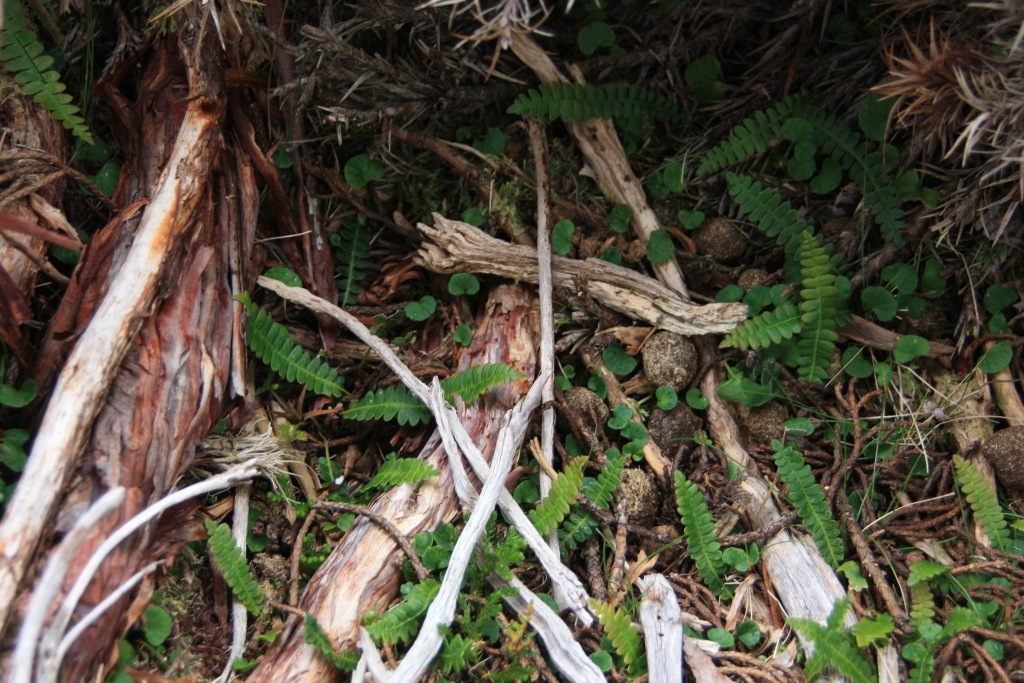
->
[248,284,539,683]
[0,16,241,676]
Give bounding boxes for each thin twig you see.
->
[314,501,430,581]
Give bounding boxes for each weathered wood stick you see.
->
[639,575,683,683]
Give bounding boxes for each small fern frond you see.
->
[588,598,647,677]
[789,100,906,247]
[303,613,358,671]
[558,509,600,549]
[772,440,843,568]
[238,293,344,397]
[366,579,440,644]
[441,363,526,405]
[205,520,263,616]
[907,648,935,683]
[581,449,626,510]
[697,95,806,175]
[909,582,936,631]
[674,471,731,598]
[720,303,803,351]
[953,454,1009,551]
[331,219,371,306]
[796,232,839,385]
[788,612,876,683]
[508,82,684,124]
[725,173,809,254]
[366,457,441,490]
[1,2,94,144]
[344,384,433,426]
[529,455,588,536]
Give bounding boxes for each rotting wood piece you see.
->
[417,215,746,336]
[246,284,539,683]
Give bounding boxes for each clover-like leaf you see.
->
[473,128,506,157]
[552,219,574,255]
[577,21,615,56]
[453,324,473,347]
[656,386,678,410]
[984,284,1018,315]
[647,229,674,264]
[663,161,685,192]
[893,335,930,364]
[980,342,1013,374]
[344,154,385,189]
[609,204,633,233]
[0,379,38,408]
[602,343,637,375]
[858,92,896,142]
[448,273,480,296]
[404,296,437,321]
[264,266,302,288]
[678,209,704,230]
[862,286,897,322]
[686,387,710,410]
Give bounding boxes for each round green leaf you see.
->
[552,219,575,255]
[678,209,705,230]
[448,273,480,296]
[782,416,815,437]
[588,375,608,399]
[90,161,121,198]
[602,343,637,376]
[589,651,613,672]
[686,387,710,410]
[862,286,897,321]
[723,547,750,572]
[858,92,896,142]
[461,209,485,227]
[893,334,930,363]
[0,379,38,408]
[706,628,735,649]
[647,229,675,264]
[716,284,744,303]
[984,283,1018,315]
[578,21,615,56]
[685,55,724,103]
[811,156,842,194]
[787,155,816,182]
[736,620,761,647]
[920,257,946,298]
[863,440,894,461]
[882,262,918,294]
[264,266,302,288]
[554,375,571,392]
[841,346,873,378]
[984,639,1005,662]
[874,361,892,385]
[272,146,294,169]
[609,204,633,233]
[656,386,678,410]
[663,161,686,193]
[743,285,772,316]
[513,479,538,505]
[404,295,437,321]
[990,312,1012,334]
[600,248,623,266]
[980,342,1013,374]
[782,118,813,143]
[472,128,506,157]
[607,403,632,430]
[453,324,473,347]
[344,154,385,189]
[142,605,173,646]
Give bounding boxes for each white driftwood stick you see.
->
[359,627,392,683]
[639,574,683,683]
[11,488,125,683]
[215,483,252,683]
[509,33,690,299]
[256,276,595,623]
[416,216,746,336]
[427,381,478,512]
[385,378,546,683]
[35,464,259,683]
[0,59,224,635]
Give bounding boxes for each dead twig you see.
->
[313,501,430,582]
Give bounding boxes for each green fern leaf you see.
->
[366,579,440,644]
[907,648,934,683]
[238,293,344,397]
[508,82,684,124]
[953,454,1009,551]
[674,471,731,598]
[789,611,876,683]
[205,520,263,616]
[796,232,839,384]
[331,219,371,306]
[581,448,626,510]
[303,613,358,671]
[909,582,935,631]
[1,2,94,144]
[438,633,474,675]
[558,509,600,550]
[789,100,906,247]
[529,455,588,536]
[344,384,432,426]
[772,440,843,568]
[588,598,647,677]
[720,303,803,351]
[366,457,440,489]
[441,363,526,405]
[726,172,811,254]
[697,95,807,175]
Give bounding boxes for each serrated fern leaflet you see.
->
[366,579,440,644]
[721,303,802,351]
[238,293,344,397]
[725,172,809,254]
[796,232,839,384]
[205,520,263,615]
[674,471,730,598]
[331,219,370,306]
[508,82,684,124]
[697,94,807,175]
[953,454,1009,551]
[772,440,843,568]
[366,457,440,489]
[588,598,647,677]
[303,613,358,671]
[529,455,588,536]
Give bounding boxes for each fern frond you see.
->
[581,449,626,510]
[772,440,843,568]
[507,82,684,124]
[909,582,935,631]
[725,172,811,254]
[205,520,263,616]
[529,455,588,536]
[907,648,934,683]
[331,219,371,306]
[1,2,94,144]
[953,454,1009,551]
[674,471,731,598]
[303,613,358,671]
[796,232,839,385]
[697,95,806,175]
[438,633,474,675]
[441,363,526,405]
[720,303,803,351]
[559,509,600,550]
[788,100,906,246]
[789,612,876,683]
[366,579,440,644]
[238,293,344,397]
[344,384,432,426]
[366,457,441,489]
[588,598,647,677]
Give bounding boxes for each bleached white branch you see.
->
[639,574,683,683]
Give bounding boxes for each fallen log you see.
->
[247,284,540,683]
